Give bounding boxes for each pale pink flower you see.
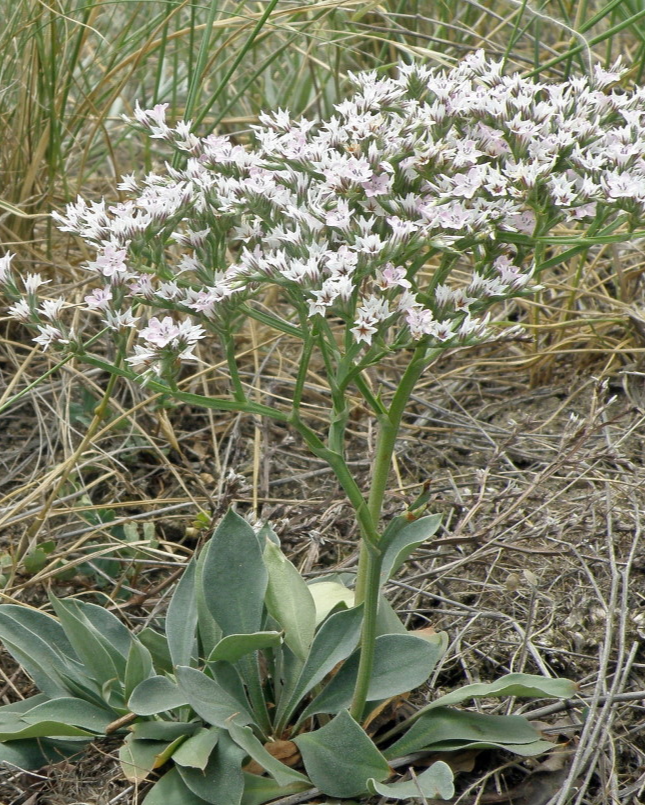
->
[5,53,638,373]
[87,244,128,278]
[140,316,180,347]
[361,173,392,197]
[84,288,113,310]
[376,265,411,291]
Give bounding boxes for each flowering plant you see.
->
[0,52,642,800]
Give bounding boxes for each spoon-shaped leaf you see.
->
[368,761,454,800]
[200,510,267,637]
[293,710,391,798]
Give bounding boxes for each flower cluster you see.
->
[128,316,205,373]
[0,253,76,349]
[2,53,642,378]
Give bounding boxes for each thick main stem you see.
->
[348,545,381,722]
[354,345,433,603]
[350,345,438,722]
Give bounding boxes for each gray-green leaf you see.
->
[52,596,132,656]
[166,558,199,668]
[200,510,267,637]
[0,738,88,770]
[307,581,354,626]
[0,606,78,697]
[49,596,127,687]
[207,631,282,664]
[128,675,189,716]
[293,710,391,798]
[142,767,208,805]
[300,633,444,722]
[172,726,220,770]
[241,773,312,805]
[263,540,316,661]
[138,628,173,674]
[227,722,310,787]
[275,605,363,729]
[178,732,246,805]
[384,706,546,759]
[411,673,577,722]
[367,761,455,800]
[380,514,442,584]
[119,734,180,783]
[124,639,154,701]
[175,666,254,727]
[0,719,94,740]
[131,721,198,742]
[21,698,114,732]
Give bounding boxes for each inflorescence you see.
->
[1,53,641,381]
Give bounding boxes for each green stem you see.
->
[78,354,289,422]
[354,374,388,417]
[288,412,379,547]
[350,344,440,722]
[348,545,381,723]
[292,333,314,412]
[354,344,437,602]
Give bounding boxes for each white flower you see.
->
[24,273,50,295]
[405,308,434,339]
[548,175,578,206]
[350,310,379,345]
[7,299,31,321]
[33,324,68,349]
[326,199,353,230]
[176,319,206,344]
[139,315,204,349]
[397,290,421,313]
[353,234,384,255]
[157,281,182,300]
[103,309,140,330]
[39,298,66,321]
[117,173,138,192]
[359,295,390,322]
[592,58,625,89]
[0,252,15,285]
[327,246,358,277]
[126,345,159,371]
